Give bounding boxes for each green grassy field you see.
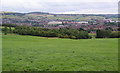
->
[2,34,118,71]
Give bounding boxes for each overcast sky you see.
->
[1,0,119,14]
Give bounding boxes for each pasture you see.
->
[2,35,118,71]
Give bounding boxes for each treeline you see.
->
[2,27,13,35]
[13,26,91,39]
[96,30,120,38]
[2,24,17,27]
[2,24,120,39]
[2,24,91,39]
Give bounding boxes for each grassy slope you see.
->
[2,35,118,71]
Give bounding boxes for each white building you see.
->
[48,21,62,25]
[77,21,88,24]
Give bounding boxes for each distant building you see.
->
[115,21,120,22]
[48,21,62,25]
[90,31,96,34]
[58,25,69,28]
[104,19,111,22]
[77,21,88,24]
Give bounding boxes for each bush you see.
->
[96,30,111,38]
[64,34,69,38]
[70,35,76,39]
[58,34,64,38]
[110,31,120,38]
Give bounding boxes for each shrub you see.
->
[70,36,76,39]
[96,30,111,38]
[57,34,64,38]
[64,34,69,38]
[110,31,120,38]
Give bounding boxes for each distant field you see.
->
[2,35,118,71]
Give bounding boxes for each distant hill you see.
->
[1,12,25,16]
[1,11,117,17]
[27,12,52,15]
[1,11,118,26]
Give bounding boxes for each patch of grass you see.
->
[2,35,118,71]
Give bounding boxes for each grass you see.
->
[2,34,118,71]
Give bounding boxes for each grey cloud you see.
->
[2,2,118,14]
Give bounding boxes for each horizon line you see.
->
[0,11,118,14]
